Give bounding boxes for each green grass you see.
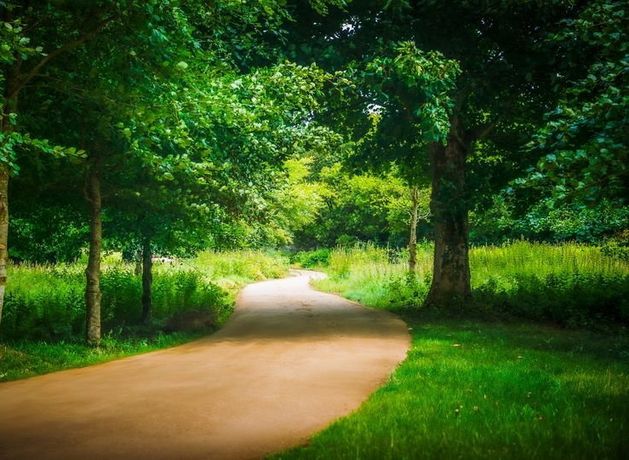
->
[277,242,629,459]
[0,331,203,382]
[310,242,629,326]
[0,250,289,382]
[273,318,629,460]
[2,261,232,341]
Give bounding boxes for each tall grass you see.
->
[0,250,289,381]
[2,250,289,341]
[192,249,288,286]
[307,242,629,326]
[471,241,626,280]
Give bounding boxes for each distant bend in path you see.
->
[0,270,410,460]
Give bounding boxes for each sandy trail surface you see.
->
[0,271,409,460]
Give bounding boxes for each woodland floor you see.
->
[0,270,409,460]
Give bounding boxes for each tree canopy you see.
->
[1,0,626,340]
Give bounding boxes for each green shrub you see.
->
[2,264,228,341]
[474,272,629,325]
[601,230,629,261]
[291,248,332,268]
[3,264,85,340]
[383,272,429,309]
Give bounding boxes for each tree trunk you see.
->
[0,67,18,329]
[425,118,471,307]
[0,163,8,328]
[1,4,107,330]
[408,186,419,273]
[141,237,152,325]
[134,249,142,276]
[85,155,102,346]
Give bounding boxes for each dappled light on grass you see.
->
[192,250,288,285]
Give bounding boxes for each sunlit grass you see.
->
[273,319,629,460]
[191,249,289,288]
[471,241,626,280]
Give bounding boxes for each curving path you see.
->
[0,271,409,460]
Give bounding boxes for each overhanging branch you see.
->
[9,15,116,98]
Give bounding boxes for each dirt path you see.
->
[0,271,409,460]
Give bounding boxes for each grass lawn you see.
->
[273,316,629,459]
[0,331,204,382]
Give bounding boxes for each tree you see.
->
[107,61,337,323]
[354,43,457,277]
[517,0,628,237]
[0,0,109,328]
[407,185,430,273]
[1,0,349,338]
[286,0,581,306]
[292,162,413,248]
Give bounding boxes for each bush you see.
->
[2,264,228,341]
[474,272,629,326]
[601,229,629,261]
[291,248,332,268]
[3,264,85,340]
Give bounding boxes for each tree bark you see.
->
[0,163,8,329]
[85,155,102,346]
[425,117,472,307]
[408,186,419,273]
[141,237,152,325]
[0,65,19,329]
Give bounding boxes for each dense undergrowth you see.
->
[0,250,288,381]
[296,242,629,328]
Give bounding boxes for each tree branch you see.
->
[10,15,116,98]
[473,121,497,141]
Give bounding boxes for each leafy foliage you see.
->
[526,0,628,207]
[293,163,420,248]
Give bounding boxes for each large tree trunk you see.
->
[408,186,419,273]
[85,155,102,346]
[425,118,471,307]
[141,237,152,325]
